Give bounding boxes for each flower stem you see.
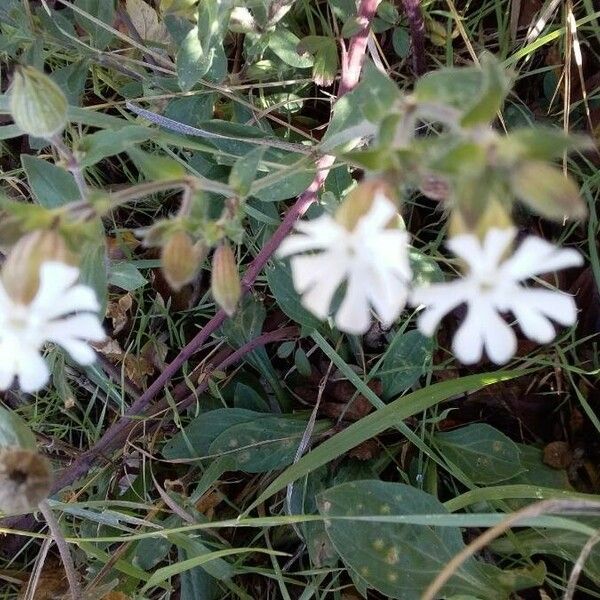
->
[38,500,82,600]
[50,135,88,202]
[29,0,382,500]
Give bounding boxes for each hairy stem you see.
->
[401,0,426,76]
[45,0,380,496]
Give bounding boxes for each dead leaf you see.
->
[106,293,133,335]
[126,0,171,46]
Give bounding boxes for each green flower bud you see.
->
[2,229,74,304]
[160,231,206,291]
[9,66,68,139]
[211,243,241,316]
[335,179,399,230]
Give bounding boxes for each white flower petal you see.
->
[30,261,80,312]
[452,304,486,365]
[291,251,348,320]
[35,285,100,321]
[502,237,583,281]
[481,227,516,271]
[366,272,408,327]
[45,314,106,344]
[355,193,397,234]
[482,308,517,364]
[412,281,470,337]
[0,343,16,390]
[511,302,556,343]
[446,234,487,270]
[277,215,344,257]
[56,338,98,365]
[335,274,372,334]
[15,348,50,393]
[511,288,578,327]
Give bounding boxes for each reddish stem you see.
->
[401,0,426,76]
[41,0,381,497]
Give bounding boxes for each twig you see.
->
[41,0,382,497]
[37,500,82,600]
[401,0,426,76]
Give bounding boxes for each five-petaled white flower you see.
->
[412,228,583,365]
[0,261,105,392]
[277,193,411,334]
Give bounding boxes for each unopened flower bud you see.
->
[9,66,68,139]
[211,243,241,316]
[0,447,52,515]
[160,231,206,291]
[449,198,513,241]
[335,179,399,230]
[2,229,74,304]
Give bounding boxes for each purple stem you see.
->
[41,0,381,496]
[401,0,426,76]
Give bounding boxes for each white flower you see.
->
[412,228,583,365]
[277,193,411,334]
[0,261,105,392]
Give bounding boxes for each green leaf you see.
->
[164,408,326,473]
[322,62,400,152]
[76,126,153,167]
[428,140,486,177]
[298,36,339,87]
[229,147,265,197]
[141,547,283,592]
[0,406,37,449]
[510,161,586,220]
[251,165,315,202]
[208,414,327,473]
[492,529,600,584]
[317,481,515,599]
[461,53,512,127]
[163,408,264,459]
[128,146,186,180]
[380,330,433,398]
[249,368,531,510]
[434,424,525,485]
[177,26,211,91]
[266,260,321,330]
[392,27,410,58]
[108,261,147,292]
[268,29,314,68]
[414,67,483,110]
[74,0,115,50]
[21,155,79,208]
[79,238,108,315]
[500,127,593,161]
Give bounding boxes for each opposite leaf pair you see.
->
[278,192,582,364]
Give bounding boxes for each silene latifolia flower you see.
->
[0,238,105,392]
[277,188,411,334]
[412,227,583,365]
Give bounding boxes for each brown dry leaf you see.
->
[348,439,380,460]
[106,293,133,335]
[101,592,130,600]
[126,0,171,46]
[94,338,155,387]
[196,489,223,517]
[123,354,154,387]
[17,560,67,600]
